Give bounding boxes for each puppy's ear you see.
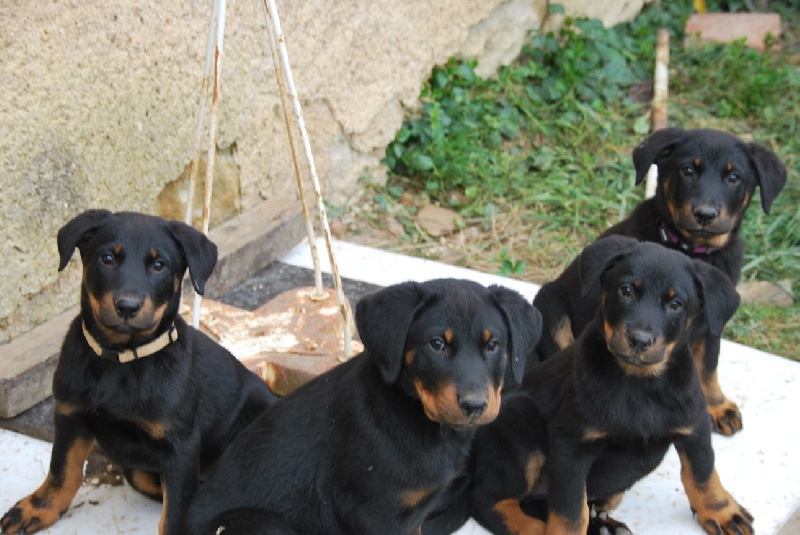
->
[57,209,114,271]
[578,235,640,297]
[746,142,787,214]
[632,128,686,184]
[355,281,425,384]
[167,221,218,295]
[489,286,542,384]
[691,260,740,337]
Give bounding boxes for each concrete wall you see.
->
[0,0,650,343]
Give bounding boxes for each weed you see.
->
[370,2,800,358]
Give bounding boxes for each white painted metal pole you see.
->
[261,0,354,360]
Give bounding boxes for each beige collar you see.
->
[82,322,178,363]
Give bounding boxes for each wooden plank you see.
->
[203,198,305,298]
[0,199,304,419]
[0,308,75,418]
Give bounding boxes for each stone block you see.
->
[685,13,782,51]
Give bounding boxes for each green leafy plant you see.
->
[375,2,800,358]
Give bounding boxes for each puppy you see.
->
[0,210,276,535]
[180,278,542,534]
[534,128,786,435]
[471,236,751,535]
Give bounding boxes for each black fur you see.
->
[1,211,276,535]
[468,237,751,535]
[180,279,542,534]
[533,128,786,436]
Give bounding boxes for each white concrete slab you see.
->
[1,238,798,534]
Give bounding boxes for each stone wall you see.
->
[0,0,650,343]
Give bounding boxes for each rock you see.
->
[417,204,464,237]
[685,13,782,51]
[736,280,794,307]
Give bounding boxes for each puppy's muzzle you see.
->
[115,296,143,319]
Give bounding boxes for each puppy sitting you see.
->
[534,128,786,436]
[0,210,276,535]
[470,236,751,535]
[180,279,542,534]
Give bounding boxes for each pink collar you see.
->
[658,221,718,255]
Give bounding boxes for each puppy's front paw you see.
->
[707,398,742,437]
[693,499,753,535]
[588,506,632,535]
[1,495,62,535]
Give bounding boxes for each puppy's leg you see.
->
[693,336,742,436]
[158,434,203,535]
[124,468,163,501]
[543,436,591,535]
[533,284,574,360]
[588,494,631,535]
[0,408,94,534]
[471,452,546,535]
[676,419,753,535]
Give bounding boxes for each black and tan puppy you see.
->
[470,236,750,535]
[180,278,542,534]
[0,210,276,535]
[534,128,786,435]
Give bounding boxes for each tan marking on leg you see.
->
[546,491,589,535]
[582,428,610,442]
[589,495,630,535]
[3,437,95,533]
[691,340,742,435]
[55,401,80,417]
[128,469,163,499]
[595,493,624,512]
[524,452,546,494]
[138,420,169,440]
[670,425,695,437]
[678,452,753,534]
[552,317,573,350]
[493,499,545,535]
[401,487,434,509]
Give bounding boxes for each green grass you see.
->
[367,2,800,359]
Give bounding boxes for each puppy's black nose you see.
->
[627,331,654,352]
[458,395,488,418]
[693,206,718,226]
[115,298,142,319]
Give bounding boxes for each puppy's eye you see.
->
[667,299,684,312]
[429,338,446,352]
[152,260,167,272]
[680,165,695,178]
[100,253,114,265]
[726,173,741,185]
[618,284,634,299]
[486,339,500,353]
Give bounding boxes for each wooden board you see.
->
[0,199,304,418]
